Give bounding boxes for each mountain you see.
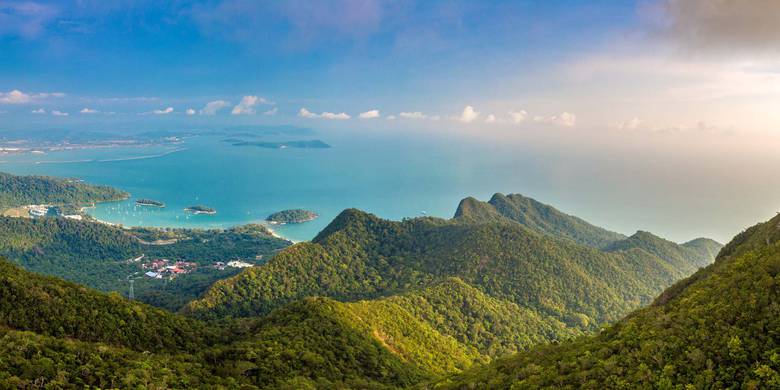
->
[0,171,127,211]
[438,213,780,389]
[454,193,627,248]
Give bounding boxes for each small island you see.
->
[136,198,165,207]
[266,209,318,224]
[184,205,216,215]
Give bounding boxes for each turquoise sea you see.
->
[0,131,557,242]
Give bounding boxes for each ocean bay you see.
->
[0,131,549,242]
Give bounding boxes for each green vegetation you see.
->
[0,216,290,310]
[0,171,127,210]
[454,193,626,248]
[184,205,216,214]
[0,260,212,352]
[136,198,165,207]
[437,214,780,389]
[266,208,319,223]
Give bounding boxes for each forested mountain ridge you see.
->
[185,203,718,337]
[454,193,627,248]
[435,213,780,389]
[0,171,127,210]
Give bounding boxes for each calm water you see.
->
[0,132,551,242]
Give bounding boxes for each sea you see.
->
[0,130,558,242]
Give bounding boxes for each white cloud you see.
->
[263,107,278,116]
[80,108,98,114]
[458,105,480,123]
[186,108,196,115]
[430,115,441,121]
[231,95,268,115]
[617,117,642,131]
[534,112,577,127]
[31,108,45,114]
[51,110,69,117]
[0,90,30,104]
[400,111,426,119]
[298,107,318,118]
[509,110,528,124]
[199,100,230,115]
[485,114,496,124]
[359,109,380,119]
[299,108,351,120]
[0,90,65,104]
[321,112,351,120]
[386,115,396,120]
[152,107,174,115]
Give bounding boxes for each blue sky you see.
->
[0,0,778,135]
[0,0,643,122]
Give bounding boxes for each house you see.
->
[144,271,162,279]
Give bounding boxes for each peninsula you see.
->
[266,209,318,224]
[136,199,165,207]
[184,205,216,215]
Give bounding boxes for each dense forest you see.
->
[437,212,780,389]
[0,171,127,210]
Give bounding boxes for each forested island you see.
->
[184,205,216,215]
[228,139,331,149]
[266,209,318,224]
[136,198,165,207]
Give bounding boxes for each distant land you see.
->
[266,209,319,224]
[184,205,216,215]
[136,198,165,207]
[227,139,331,149]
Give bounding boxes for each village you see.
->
[131,256,254,280]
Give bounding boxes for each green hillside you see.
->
[0,259,211,352]
[438,214,780,389]
[0,216,290,310]
[454,193,627,248]
[0,171,127,210]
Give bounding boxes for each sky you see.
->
[2,0,780,241]
[3,0,777,131]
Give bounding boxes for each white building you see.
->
[227,260,253,268]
